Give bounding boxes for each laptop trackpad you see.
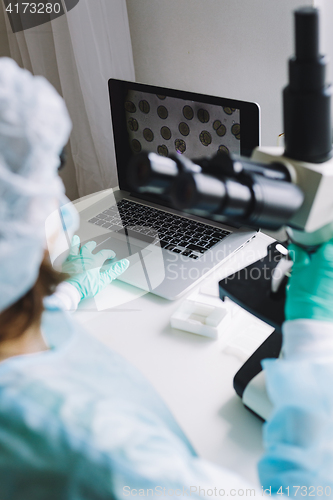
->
[95,233,146,258]
[95,233,165,292]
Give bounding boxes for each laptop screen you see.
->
[108,79,260,197]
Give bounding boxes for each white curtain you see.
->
[3,0,135,197]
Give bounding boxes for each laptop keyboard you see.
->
[88,199,231,259]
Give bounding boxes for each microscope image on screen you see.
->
[124,90,241,160]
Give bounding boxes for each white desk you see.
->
[74,228,274,487]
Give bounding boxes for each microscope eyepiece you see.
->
[127,150,304,231]
[127,151,179,194]
[284,7,332,163]
[170,167,303,230]
[295,7,319,61]
[127,151,202,196]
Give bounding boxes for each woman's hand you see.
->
[62,235,129,300]
[285,240,333,322]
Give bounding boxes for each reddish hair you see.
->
[0,256,66,340]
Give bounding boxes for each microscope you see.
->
[127,7,333,419]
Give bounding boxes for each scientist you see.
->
[0,58,332,499]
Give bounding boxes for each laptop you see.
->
[76,80,260,300]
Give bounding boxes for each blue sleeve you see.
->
[258,320,333,497]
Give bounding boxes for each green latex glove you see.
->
[63,235,129,300]
[285,240,333,322]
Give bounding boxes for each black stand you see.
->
[219,241,287,406]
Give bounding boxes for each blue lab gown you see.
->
[0,307,332,499]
